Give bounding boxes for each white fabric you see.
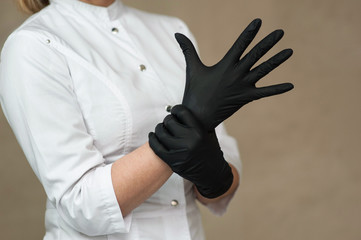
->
[0,0,242,239]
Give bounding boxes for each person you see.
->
[0,0,293,239]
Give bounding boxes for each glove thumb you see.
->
[175,33,203,70]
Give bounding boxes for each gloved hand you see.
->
[148,105,233,199]
[176,18,294,130]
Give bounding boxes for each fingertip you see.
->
[174,32,183,41]
[282,82,294,92]
[252,18,262,26]
[148,132,162,156]
[174,32,190,45]
[275,29,285,38]
[287,83,294,90]
[148,131,157,148]
[174,33,187,49]
[170,104,188,116]
[162,115,176,132]
[284,48,293,54]
[170,104,198,127]
[163,114,173,124]
[279,48,293,59]
[287,48,294,56]
[148,131,156,141]
[247,18,262,32]
[155,122,162,133]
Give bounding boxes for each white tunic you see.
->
[0,0,242,239]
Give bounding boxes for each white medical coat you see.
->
[0,0,242,239]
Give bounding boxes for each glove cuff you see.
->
[196,161,234,199]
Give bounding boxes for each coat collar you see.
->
[49,0,125,22]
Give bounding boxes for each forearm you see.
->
[111,142,173,217]
[194,163,239,204]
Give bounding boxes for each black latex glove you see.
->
[176,18,294,130]
[148,105,233,199]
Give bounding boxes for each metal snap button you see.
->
[139,64,146,71]
[165,105,172,112]
[171,200,179,206]
[111,27,119,34]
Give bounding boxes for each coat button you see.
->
[111,27,119,34]
[171,200,179,206]
[139,64,146,71]
[165,105,172,112]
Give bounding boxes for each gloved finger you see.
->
[245,48,293,84]
[170,105,204,131]
[155,122,187,150]
[149,132,186,169]
[222,18,262,64]
[163,114,190,137]
[238,29,284,71]
[148,132,170,159]
[253,82,294,100]
[155,122,173,140]
[175,33,203,70]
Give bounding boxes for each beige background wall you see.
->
[1,0,360,239]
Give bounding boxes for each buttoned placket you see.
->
[165,175,191,239]
[106,19,189,221]
[107,19,178,112]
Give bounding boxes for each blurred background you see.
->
[0,0,360,239]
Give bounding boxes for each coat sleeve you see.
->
[0,30,131,236]
[177,18,242,216]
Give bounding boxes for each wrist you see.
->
[195,163,239,203]
[196,162,234,199]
